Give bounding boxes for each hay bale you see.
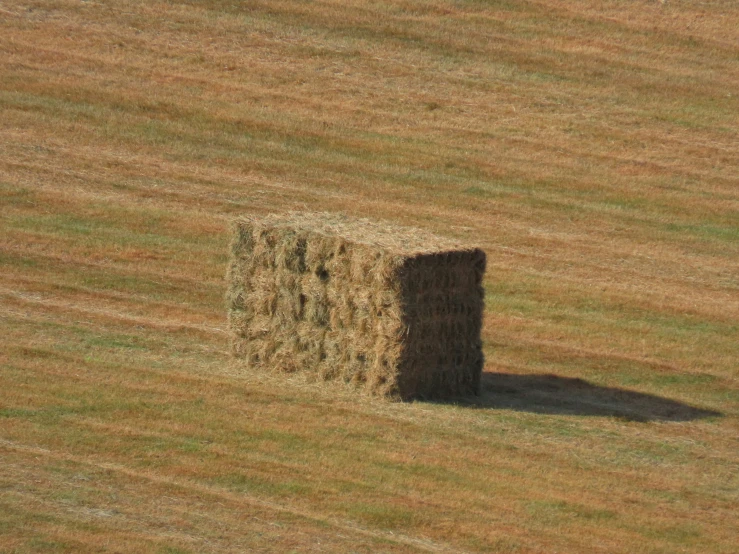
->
[226,212,486,400]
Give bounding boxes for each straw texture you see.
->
[226,212,486,399]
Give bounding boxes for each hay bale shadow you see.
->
[431,372,722,422]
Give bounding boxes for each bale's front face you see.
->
[227,214,486,400]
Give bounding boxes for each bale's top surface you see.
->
[241,212,473,255]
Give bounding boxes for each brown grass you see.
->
[1,0,738,552]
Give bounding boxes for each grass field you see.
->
[1,0,738,552]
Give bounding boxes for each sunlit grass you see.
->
[1,0,737,552]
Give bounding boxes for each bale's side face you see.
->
[226,213,486,400]
[395,249,486,399]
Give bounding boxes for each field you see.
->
[1,0,738,552]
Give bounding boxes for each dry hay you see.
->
[226,212,486,400]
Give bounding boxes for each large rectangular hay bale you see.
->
[226,212,486,400]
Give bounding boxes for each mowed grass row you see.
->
[2,154,736,552]
[1,293,735,553]
[3,183,735,400]
[1,0,738,552]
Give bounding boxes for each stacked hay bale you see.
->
[226,212,486,400]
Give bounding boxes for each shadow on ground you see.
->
[441,373,722,422]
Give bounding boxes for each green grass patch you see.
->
[157,547,195,554]
[638,522,703,543]
[85,334,149,351]
[213,473,310,497]
[526,500,617,526]
[344,501,418,529]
